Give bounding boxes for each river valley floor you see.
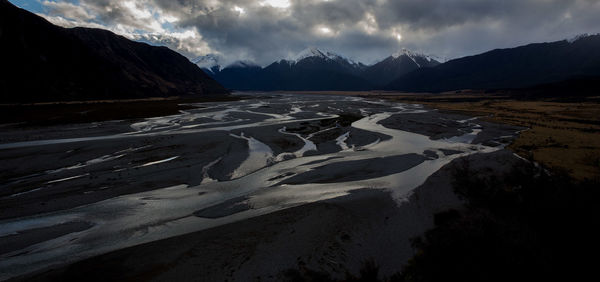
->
[1,92,532,280]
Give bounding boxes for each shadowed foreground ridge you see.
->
[0,0,228,103]
[398,158,600,282]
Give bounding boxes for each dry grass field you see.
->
[273,91,600,180]
[376,93,600,181]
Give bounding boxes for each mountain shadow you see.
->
[0,0,228,103]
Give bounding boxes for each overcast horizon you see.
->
[9,0,600,66]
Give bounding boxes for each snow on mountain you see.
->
[292,47,328,62]
[391,48,441,65]
[191,54,261,74]
[361,48,442,87]
[566,33,597,43]
[191,54,222,72]
[284,47,362,68]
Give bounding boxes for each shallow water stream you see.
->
[0,93,518,279]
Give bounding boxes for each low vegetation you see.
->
[280,92,600,281]
[380,93,600,181]
[282,158,600,281]
[399,157,600,282]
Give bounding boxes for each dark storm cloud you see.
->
[33,0,600,66]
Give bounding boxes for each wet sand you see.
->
[15,150,525,281]
[0,222,93,256]
[0,93,523,280]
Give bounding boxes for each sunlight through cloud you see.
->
[122,1,151,19]
[233,5,245,15]
[260,0,291,9]
[27,0,600,66]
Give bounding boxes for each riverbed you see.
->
[0,93,522,280]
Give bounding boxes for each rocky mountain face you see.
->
[0,0,228,103]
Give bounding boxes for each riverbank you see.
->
[0,95,242,127]
[374,93,600,181]
[5,91,593,281]
[15,149,524,281]
[278,91,600,181]
[1,93,521,280]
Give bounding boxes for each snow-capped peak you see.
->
[292,47,328,62]
[191,54,222,72]
[391,48,414,59]
[286,47,360,66]
[192,55,260,72]
[392,48,440,63]
[567,33,595,43]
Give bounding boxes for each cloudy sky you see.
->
[10,0,600,66]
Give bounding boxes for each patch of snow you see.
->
[192,54,261,71]
[287,47,362,67]
[190,54,216,65]
[191,54,222,71]
[391,48,442,65]
[567,33,594,43]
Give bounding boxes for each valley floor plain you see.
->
[0,92,598,281]
[278,91,600,181]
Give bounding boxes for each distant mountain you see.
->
[0,0,228,103]
[362,49,440,87]
[191,54,222,74]
[255,48,372,91]
[203,47,373,91]
[202,47,444,91]
[387,34,600,92]
[206,61,263,90]
[281,47,368,75]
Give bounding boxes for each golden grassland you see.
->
[376,93,600,181]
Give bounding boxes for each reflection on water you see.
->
[0,93,517,280]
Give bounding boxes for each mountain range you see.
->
[4,0,599,100]
[363,49,441,86]
[0,0,227,103]
[195,48,440,91]
[197,35,600,94]
[387,34,600,92]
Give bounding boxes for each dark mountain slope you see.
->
[387,35,600,92]
[201,48,443,91]
[362,51,440,87]
[206,62,263,91]
[200,48,373,91]
[0,0,227,102]
[253,58,373,91]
